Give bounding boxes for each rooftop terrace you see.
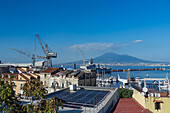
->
[46,86,118,113]
[47,88,110,108]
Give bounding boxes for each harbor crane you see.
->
[35,34,57,68]
[76,45,88,65]
[11,48,36,66]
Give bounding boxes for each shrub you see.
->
[118,88,133,98]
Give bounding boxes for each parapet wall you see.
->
[98,88,119,113]
[133,88,146,108]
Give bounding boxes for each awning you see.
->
[154,100,163,103]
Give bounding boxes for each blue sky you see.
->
[1,0,170,64]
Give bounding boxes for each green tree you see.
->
[0,75,26,113]
[118,88,133,98]
[22,80,65,113]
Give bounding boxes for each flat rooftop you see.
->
[113,98,150,113]
[47,88,110,109]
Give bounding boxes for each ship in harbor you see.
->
[80,58,111,73]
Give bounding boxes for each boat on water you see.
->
[153,80,158,84]
[96,67,111,74]
[135,76,142,85]
[80,58,111,73]
[118,74,128,85]
[130,76,135,82]
[135,76,140,81]
[158,76,170,91]
[159,85,170,91]
[108,76,117,82]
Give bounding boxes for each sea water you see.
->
[104,66,170,88]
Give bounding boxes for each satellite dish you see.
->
[143,87,148,93]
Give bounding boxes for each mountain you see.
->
[64,52,163,64]
[92,52,160,64]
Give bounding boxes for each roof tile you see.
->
[113,98,150,113]
[41,68,59,73]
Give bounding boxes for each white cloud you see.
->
[133,40,143,43]
[69,40,143,51]
[70,43,118,50]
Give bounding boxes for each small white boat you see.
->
[159,81,163,85]
[135,76,140,81]
[159,85,170,91]
[153,80,158,84]
[118,74,128,85]
[113,76,117,82]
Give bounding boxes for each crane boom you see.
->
[11,48,35,66]
[76,45,87,65]
[76,45,86,60]
[11,48,31,58]
[35,34,46,55]
[34,34,57,68]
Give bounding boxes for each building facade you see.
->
[40,68,96,93]
[133,88,170,113]
[0,67,40,95]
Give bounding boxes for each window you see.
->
[1,74,4,78]
[20,90,23,95]
[44,81,46,86]
[44,74,46,77]
[20,77,22,80]
[155,102,161,110]
[20,83,23,88]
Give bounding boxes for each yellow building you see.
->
[133,88,170,113]
[1,67,40,95]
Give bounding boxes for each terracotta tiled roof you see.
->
[1,72,18,78]
[41,68,59,73]
[30,73,39,77]
[33,73,40,76]
[25,73,36,79]
[160,93,169,97]
[113,98,150,113]
[19,73,29,80]
[17,68,26,72]
[28,68,34,71]
[51,74,60,77]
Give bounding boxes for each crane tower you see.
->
[35,34,57,68]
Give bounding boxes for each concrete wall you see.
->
[13,80,26,95]
[78,78,96,86]
[133,88,170,113]
[145,96,170,113]
[98,88,119,113]
[40,73,51,87]
[41,73,96,91]
[132,88,146,108]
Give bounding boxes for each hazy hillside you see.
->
[60,52,163,65]
[93,53,159,63]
